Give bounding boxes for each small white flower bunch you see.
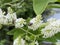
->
[13,36,20,45]
[6,7,17,25]
[21,38,25,45]
[13,36,25,45]
[0,7,26,28]
[28,15,43,31]
[15,18,26,28]
[0,7,17,25]
[0,9,7,25]
[41,18,60,38]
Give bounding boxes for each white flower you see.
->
[21,39,25,45]
[0,8,4,16]
[6,12,17,24]
[2,16,8,25]
[13,36,25,45]
[41,26,56,38]
[13,36,20,45]
[0,16,4,24]
[0,15,9,25]
[15,18,26,28]
[56,40,60,45]
[35,41,39,45]
[0,8,5,24]
[41,18,60,38]
[5,7,17,24]
[28,15,43,31]
[0,8,17,25]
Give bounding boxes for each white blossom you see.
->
[0,8,17,25]
[5,7,17,25]
[0,16,4,24]
[56,40,60,45]
[0,15,8,25]
[1,16,8,25]
[0,8,4,16]
[0,8,5,24]
[28,15,43,31]
[21,39,25,45]
[13,36,20,45]
[15,18,26,28]
[6,12,17,24]
[41,18,60,38]
[13,36,25,45]
[35,41,39,45]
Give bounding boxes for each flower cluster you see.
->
[0,7,44,45]
[28,15,43,31]
[41,18,60,38]
[0,7,17,25]
[0,7,43,30]
[13,36,25,45]
[15,18,26,28]
[1,7,60,45]
[0,7,26,28]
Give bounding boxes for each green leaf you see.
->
[7,28,25,36]
[33,0,57,15]
[44,36,57,42]
[33,0,49,15]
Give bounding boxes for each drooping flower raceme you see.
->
[0,8,17,25]
[41,18,60,38]
[6,7,17,25]
[15,18,26,28]
[28,15,43,31]
[6,12,17,25]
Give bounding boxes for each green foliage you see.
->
[33,0,57,15]
[49,0,57,2]
[7,28,25,39]
[33,0,49,15]
[0,39,6,45]
[57,0,60,2]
